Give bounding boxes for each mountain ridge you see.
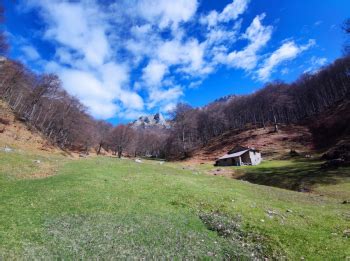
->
[131,112,170,129]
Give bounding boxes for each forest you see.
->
[1,4,349,159]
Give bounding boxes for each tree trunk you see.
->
[97,143,102,155]
[274,114,279,132]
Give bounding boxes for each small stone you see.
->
[3,146,13,153]
[343,229,350,238]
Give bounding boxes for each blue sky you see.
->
[3,0,350,124]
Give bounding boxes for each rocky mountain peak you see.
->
[132,113,169,129]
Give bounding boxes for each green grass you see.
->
[194,159,350,197]
[0,152,349,259]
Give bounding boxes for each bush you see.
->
[0,117,10,125]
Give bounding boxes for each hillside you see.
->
[188,125,313,163]
[187,95,350,164]
[0,100,63,155]
[308,98,350,161]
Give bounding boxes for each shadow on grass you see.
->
[238,159,350,192]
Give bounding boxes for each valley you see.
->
[1,1,350,259]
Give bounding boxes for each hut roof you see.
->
[218,149,249,160]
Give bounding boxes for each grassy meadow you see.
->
[0,150,349,259]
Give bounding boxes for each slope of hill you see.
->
[188,125,313,163]
[308,98,350,162]
[188,96,350,164]
[0,100,62,155]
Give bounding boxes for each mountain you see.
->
[210,95,237,105]
[131,113,170,129]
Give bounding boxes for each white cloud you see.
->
[201,0,249,28]
[304,56,327,74]
[257,39,316,81]
[220,0,250,23]
[142,60,168,86]
[215,14,273,70]
[40,1,110,67]
[56,62,143,119]
[22,0,144,119]
[136,0,198,29]
[147,85,183,110]
[20,45,41,61]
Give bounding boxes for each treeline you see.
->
[0,60,108,150]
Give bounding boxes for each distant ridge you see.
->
[131,113,170,129]
[210,95,237,105]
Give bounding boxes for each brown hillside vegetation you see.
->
[0,100,63,155]
[309,98,350,163]
[188,125,313,163]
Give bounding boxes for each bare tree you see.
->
[95,121,112,154]
[107,125,134,158]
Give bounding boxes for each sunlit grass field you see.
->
[0,151,349,259]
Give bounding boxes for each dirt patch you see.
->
[199,212,283,259]
[0,100,64,156]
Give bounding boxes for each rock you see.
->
[159,161,164,165]
[33,160,41,164]
[266,210,277,219]
[298,187,311,193]
[3,146,13,153]
[343,229,350,238]
[135,159,143,163]
[131,113,169,129]
[286,209,293,213]
[266,209,286,220]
